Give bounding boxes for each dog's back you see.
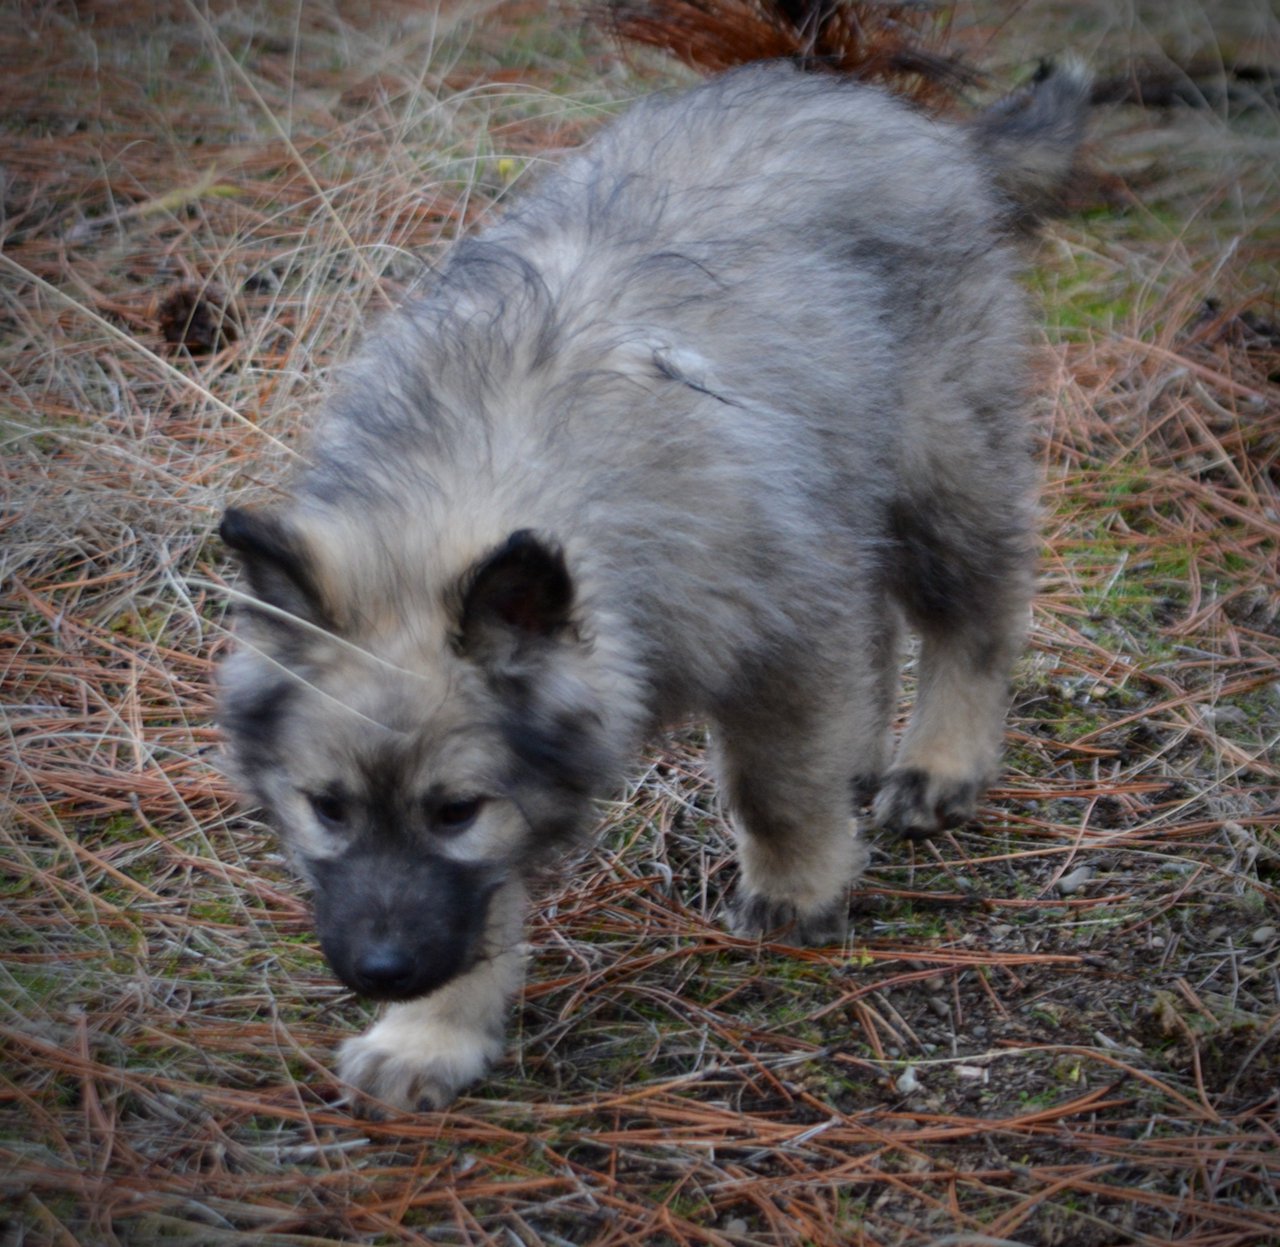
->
[302,64,1068,716]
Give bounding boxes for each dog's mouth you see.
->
[308,852,501,1001]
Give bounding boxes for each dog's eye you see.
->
[307,792,349,828]
[432,797,485,834]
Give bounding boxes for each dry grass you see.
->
[2,1,1278,1244]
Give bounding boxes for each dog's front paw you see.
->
[337,1016,502,1116]
[873,766,982,840]
[730,893,848,946]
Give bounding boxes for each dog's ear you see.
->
[220,506,330,630]
[459,530,574,655]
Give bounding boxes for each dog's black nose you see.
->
[354,943,416,994]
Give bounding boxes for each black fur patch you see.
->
[506,699,598,790]
[489,676,615,851]
[850,772,883,808]
[887,499,978,632]
[220,507,330,629]
[731,893,848,947]
[876,766,980,839]
[310,850,500,1001]
[886,496,1032,655]
[349,746,423,849]
[220,678,294,792]
[460,530,574,651]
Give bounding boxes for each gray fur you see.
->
[219,61,1089,1113]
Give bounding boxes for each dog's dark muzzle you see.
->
[309,851,501,1002]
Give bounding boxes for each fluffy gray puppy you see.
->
[219,61,1089,1112]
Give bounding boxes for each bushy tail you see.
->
[970,58,1093,223]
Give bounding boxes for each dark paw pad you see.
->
[731,894,848,946]
[873,767,981,840]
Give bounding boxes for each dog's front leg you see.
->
[336,876,527,1114]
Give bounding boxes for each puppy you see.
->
[219,61,1089,1112]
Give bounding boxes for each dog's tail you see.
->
[599,1,1092,221]
[970,58,1093,224]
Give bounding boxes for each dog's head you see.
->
[217,505,615,1001]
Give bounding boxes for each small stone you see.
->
[1252,925,1277,945]
[1056,866,1094,895]
[895,1067,922,1095]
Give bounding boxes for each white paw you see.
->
[336,1015,502,1115]
[736,820,869,916]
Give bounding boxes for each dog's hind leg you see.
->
[336,877,526,1114]
[874,490,1034,839]
[714,632,892,945]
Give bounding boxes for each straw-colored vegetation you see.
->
[2,1,1277,1243]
